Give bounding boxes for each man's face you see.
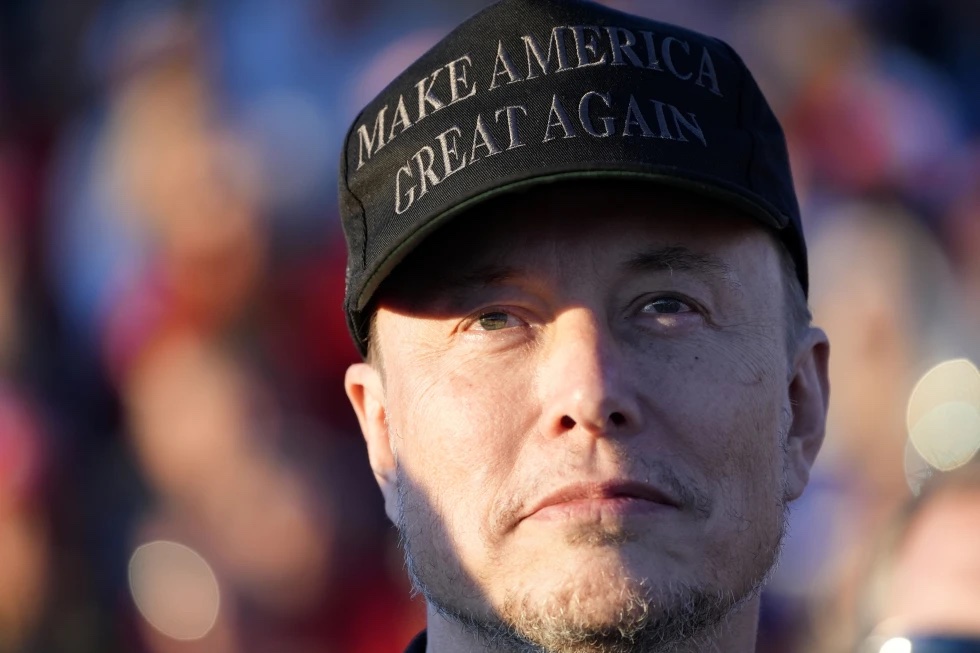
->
[347,183,828,651]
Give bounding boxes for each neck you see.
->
[422,595,762,653]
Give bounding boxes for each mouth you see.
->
[523,480,682,522]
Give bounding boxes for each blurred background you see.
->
[0,0,977,651]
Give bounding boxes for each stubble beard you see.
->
[395,474,788,653]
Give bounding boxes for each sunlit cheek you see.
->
[395,356,536,545]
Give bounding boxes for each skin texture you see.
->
[345,183,830,653]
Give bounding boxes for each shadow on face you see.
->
[392,464,765,653]
[346,180,831,652]
[373,181,776,320]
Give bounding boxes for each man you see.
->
[338,1,831,651]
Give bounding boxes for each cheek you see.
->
[645,341,787,501]
[387,352,538,550]
[649,354,788,572]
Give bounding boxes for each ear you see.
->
[783,327,831,501]
[345,362,400,523]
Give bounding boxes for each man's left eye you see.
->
[641,297,693,314]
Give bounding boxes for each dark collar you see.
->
[403,631,427,653]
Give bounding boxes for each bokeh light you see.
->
[906,359,980,473]
[879,637,912,653]
[910,401,980,471]
[128,540,221,641]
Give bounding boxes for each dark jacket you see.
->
[404,631,426,652]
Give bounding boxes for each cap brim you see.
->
[354,168,788,315]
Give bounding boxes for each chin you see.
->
[497,568,732,653]
[503,573,652,634]
[506,556,660,622]
[419,535,739,653]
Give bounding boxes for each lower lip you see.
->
[526,497,677,522]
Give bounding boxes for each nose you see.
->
[537,307,642,438]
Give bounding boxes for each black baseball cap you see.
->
[339,0,807,355]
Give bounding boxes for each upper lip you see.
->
[523,480,681,518]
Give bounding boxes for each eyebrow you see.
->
[434,264,520,306]
[409,245,738,308]
[624,246,738,289]
[386,261,520,311]
[454,265,520,288]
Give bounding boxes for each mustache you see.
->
[490,456,713,533]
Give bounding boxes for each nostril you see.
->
[560,415,576,429]
[609,412,626,427]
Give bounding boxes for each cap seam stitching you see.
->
[342,109,370,271]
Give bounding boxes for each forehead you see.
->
[375,181,774,304]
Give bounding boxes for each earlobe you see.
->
[345,362,400,522]
[783,327,831,501]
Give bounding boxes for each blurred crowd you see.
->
[0,0,977,652]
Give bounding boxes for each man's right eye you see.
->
[475,311,517,331]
